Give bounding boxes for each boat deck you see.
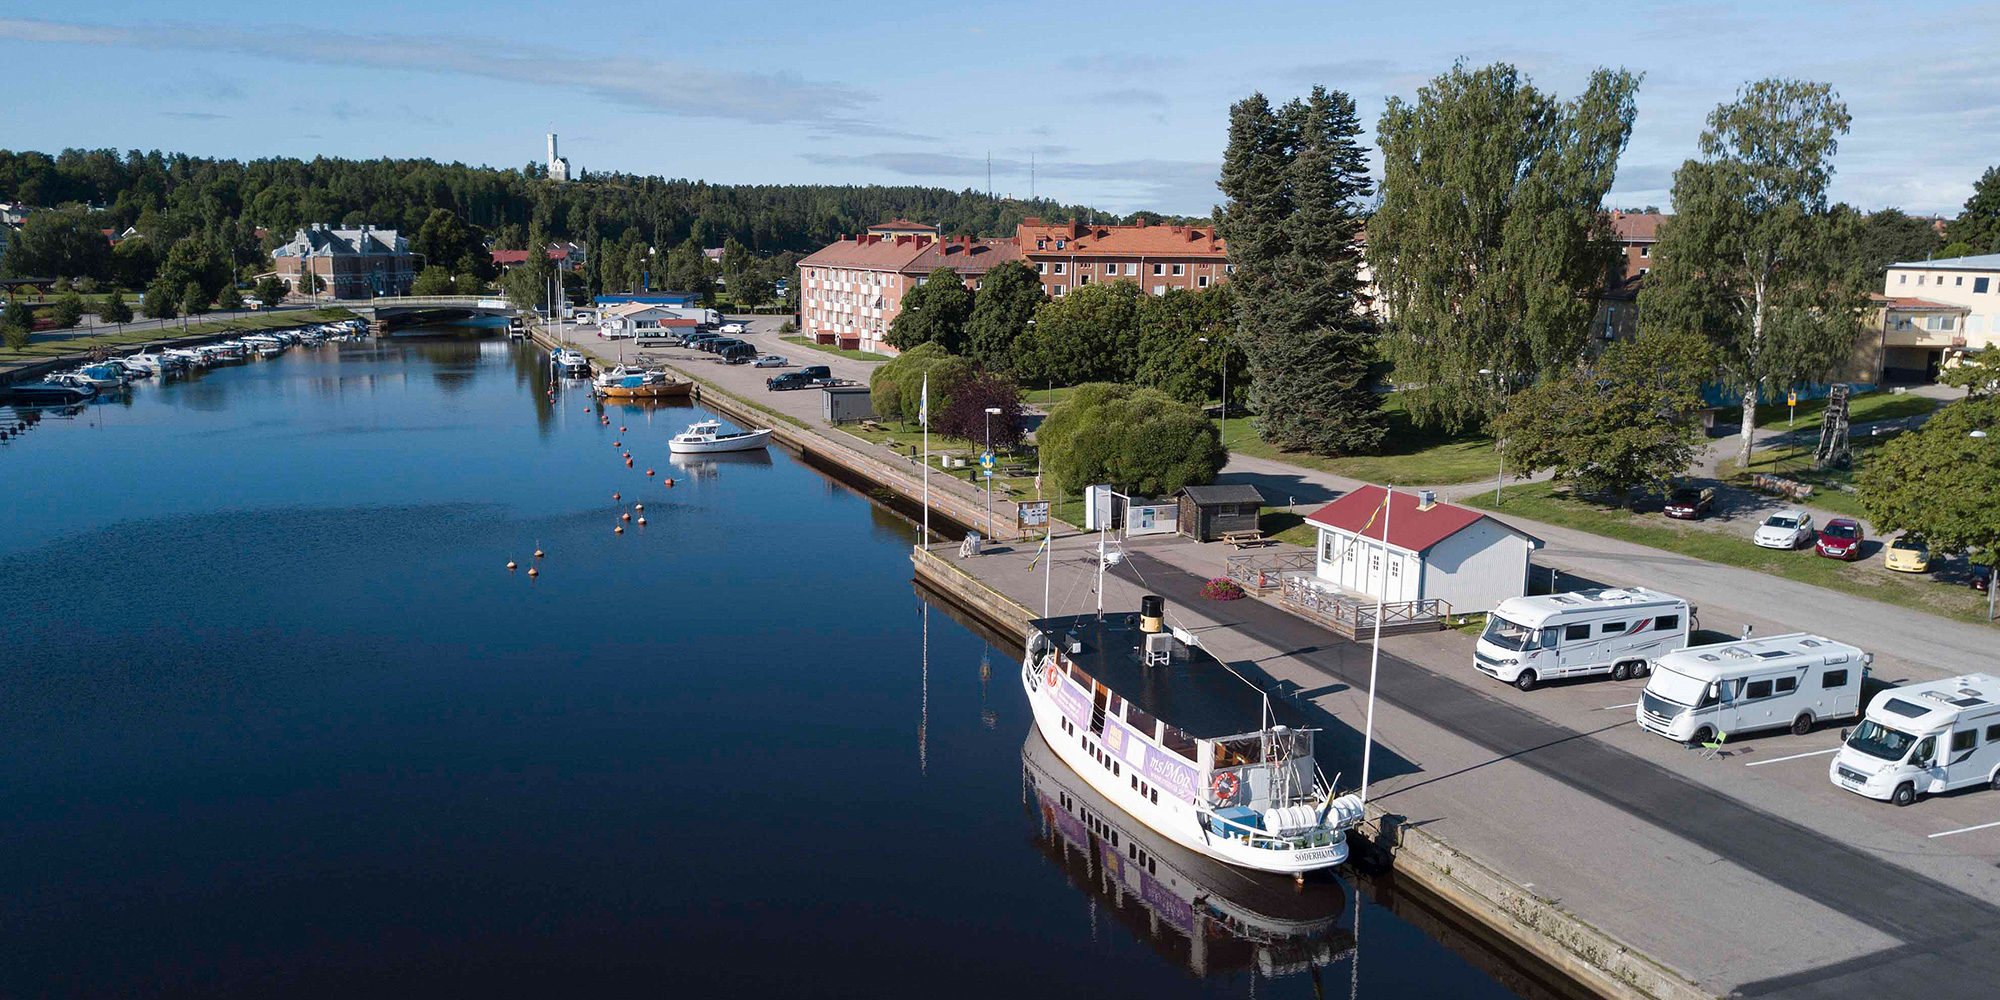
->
[1030,613,1304,740]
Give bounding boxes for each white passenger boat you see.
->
[1021,604,1365,877]
[667,419,772,454]
[553,348,590,376]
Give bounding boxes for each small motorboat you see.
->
[668,419,772,454]
[70,363,130,388]
[3,380,97,405]
[593,366,691,399]
[553,349,591,376]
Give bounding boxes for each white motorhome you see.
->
[1638,634,1868,744]
[1830,673,2000,806]
[1474,587,1692,691]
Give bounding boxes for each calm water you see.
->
[1,336,1553,999]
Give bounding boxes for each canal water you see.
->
[2,336,1562,998]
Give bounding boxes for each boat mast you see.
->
[1358,486,1391,813]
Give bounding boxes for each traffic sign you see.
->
[1786,391,1798,406]
[979,451,995,469]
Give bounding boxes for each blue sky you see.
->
[2,1,1995,217]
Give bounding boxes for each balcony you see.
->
[1882,324,1972,349]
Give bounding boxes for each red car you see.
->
[1815,518,1865,560]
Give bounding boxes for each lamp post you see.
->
[1479,368,1509,504]
[1199,335,1226,444]
[984,406,1003,540]
[1976,430,1996,621]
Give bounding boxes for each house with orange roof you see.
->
[1015,218,1229,299]
[796,228,1018,354]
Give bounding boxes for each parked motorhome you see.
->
[1830,673,2000,806]
[1474,587,1692,691]
[1638,634,1868,743]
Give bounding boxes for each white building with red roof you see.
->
[1304,485,1541,613]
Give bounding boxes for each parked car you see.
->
[1815,518,1865,560]
[718,321,747,335]
[1752,509,1815,550]
[753,355,789,368]
[767,371,817,391]
[1884,535,1931,573]
[1975,565,1992,594]
[797,365,830,381]
[1663,486,1715,520]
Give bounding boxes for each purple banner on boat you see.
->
[1049,675,1092,729]
[1141,871,1195,936]
[1146,748,1200,803]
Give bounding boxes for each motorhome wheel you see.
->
[1689,726,1714,749]
[1893,783,1917,807]
[1791,713,1814,737]
[1612,662,1632,681]
[1990,770,2000,792]
[1513,670,1538,692]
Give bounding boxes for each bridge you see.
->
[349,295,522,327]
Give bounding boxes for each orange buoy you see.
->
[613,440,621,447]
[646,469,654,477]
[665,478,676,488]
[527,567,539,577]
[625,458,634,467]
[621,513,631,521]
[612,492,621,500]
[634,503,644,511]
[619,426,626,432]
[506,560,517,570]
[534,548,545,558]
[637,516,647,526]
[622,451,630,459]
[614,525,624,534]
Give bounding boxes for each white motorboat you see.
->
[667,419,772,454]
[1021,606,1365,877]
[553,349,590,376]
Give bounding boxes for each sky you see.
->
[2,1,1995,218]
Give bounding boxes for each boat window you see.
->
[1657,614,1680,630]
[1069,665,1098,692]
[1214,737,1259,768]
[1125,703,1161,740]
[1162,726,1199,762]
[1105,692,1123,717]
[1601,621,1627,634]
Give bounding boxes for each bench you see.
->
[860,419,884,432]
[1221,529,1267,548]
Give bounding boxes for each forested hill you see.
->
[0,148,1178,254]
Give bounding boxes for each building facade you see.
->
[1015,218,1229,299]
[273,224,415,299]
[797,233,1019,354]
[1874,252,2000,381]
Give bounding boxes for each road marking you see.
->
[1930,820,2000,839]
[1600,701,1639,711]
[1745,747,1840,767]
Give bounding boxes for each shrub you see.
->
[1200,578,1247,601]
[1039,382,1227,497]
[869,341,970,425]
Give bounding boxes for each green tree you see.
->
[867,341,972,425]
[962,259,1046,372]
[1642,79,1870,470]
[181,280,209,319]
[412,209,486,280]
[1495,330,1717,501]
[502,262,549,315]
[1859,395,2000,579]
[49,289,84,329]
[886,266,974,353]
[411,265,457,296]
[1017,280,1142,386]
[158,237,230,301]
[1848,208,1943,274]
[1946,166,2000,255]
[1,207,111,280]
[216,284,244,312]
[295,270,323,298]
[1939,241,1976,260]
[1038,382,1226,497]
[99,287,132,329]
[1220,85,1386,454]
[663,238,715,305]
[142,280,177,319]
[254,275,286,307]
[1133,285,1242,405]
[1939,351,1999,397]
[2,295,34,348]
[1371,62,1641,431]
[110,238,158,289]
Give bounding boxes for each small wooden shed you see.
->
[1175,484,1265,542]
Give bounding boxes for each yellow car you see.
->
[1885,536,1930,573]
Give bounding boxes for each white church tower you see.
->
[546,133,571,183]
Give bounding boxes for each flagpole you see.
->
[921,373,930,547]
[1358,484,1391,812]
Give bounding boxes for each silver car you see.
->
[753,355,789,368]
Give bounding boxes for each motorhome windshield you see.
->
[1481,615,1536,651]
[1646,665,1709,706]
[1848,720,1919,762]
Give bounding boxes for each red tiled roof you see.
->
[492,249,530,265]
[1304,485,1536,554]
[1017,220,1226,258]
[906,237,1021,275]
[870,218,938,233]
[798,234,935,271]
[1608,211,1667,242]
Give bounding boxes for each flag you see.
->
[919,373,928,429]
[1026,534,1049,571]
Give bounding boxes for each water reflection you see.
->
[1023,729,1354,981]
[667,449,774,477]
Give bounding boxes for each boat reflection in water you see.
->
[667,448,775,479]
[1023,730,1353,980]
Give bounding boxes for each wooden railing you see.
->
[1225,550,1316,595]
[1278,577,1450,637]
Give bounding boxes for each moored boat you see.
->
[667,419,771,454]
[592,366,692,399]
[3,380,97,405]
[553,348,590,376]
[1021,606,1365,877]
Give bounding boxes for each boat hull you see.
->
[595,380,692,399]
[1021,652,1348,876]
[667,428,772,454]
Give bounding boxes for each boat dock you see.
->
[913,532,2000,1000]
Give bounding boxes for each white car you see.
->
[718,321,747,335]
[752,354,789,368]
[1753,509,1815,549]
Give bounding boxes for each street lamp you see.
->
[984,406,1003,540]
[1974,430,1995,621]
[1479,368,1509,504]
[1199,335,1226,444]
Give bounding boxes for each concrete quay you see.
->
[914,529,2000,1000]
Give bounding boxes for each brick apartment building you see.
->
[274,224,416,300]
[1591,210,1668,343]
[797,228,1018,354]
[1015,218,1229,299]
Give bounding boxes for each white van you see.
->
[1638,633,1868,744]
[1830,673,2000,806]
[1475,587,1692,691]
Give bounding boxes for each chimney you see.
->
[1133,218,1147,228]
[1023,217,1042,227]
[1417,489,1438,511]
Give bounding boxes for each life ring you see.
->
[1044,660,1060,689]
[1211,771,1240,802]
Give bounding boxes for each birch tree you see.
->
[1642,79,1870,469]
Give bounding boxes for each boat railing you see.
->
[1195,799,1343,852]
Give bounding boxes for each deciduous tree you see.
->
[1371,62,1641,432]
[1642,78,1871,470]
[99,287,132,328]
[1038,382,1226,497]
[867,341,971,425]
[216,284,244,312]
[1016,280,1141,386]
[1496,330,1717,501]
[3,208,111,281]
[49,290,84,329]
[887,267,974,353]
[142,280,177,319]
[961,259,1044,371]
[181,280,209,319]
[253,275,286,306]
[1860,395,2000,577]
[411,266,457,296]
[936,369,1026,450]
[1132,285,1242,406]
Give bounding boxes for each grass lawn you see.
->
[1023,386,1077,407]
[1714,436,1886,520]
[1222,395,1500,486]
[2,309,356,364]
[1463,481,1997,626]
[1713,389,1941,431]
[1257,510,1322,549]
[782,336,886,364]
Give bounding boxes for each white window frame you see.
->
[1196,275,1209,287]
[1052,262,1065,274]
[1152,263,1165,276]
[1171,263,1185,276]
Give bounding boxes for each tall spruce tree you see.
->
[1217,87,1385,455]
[1370,62,1640,432]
